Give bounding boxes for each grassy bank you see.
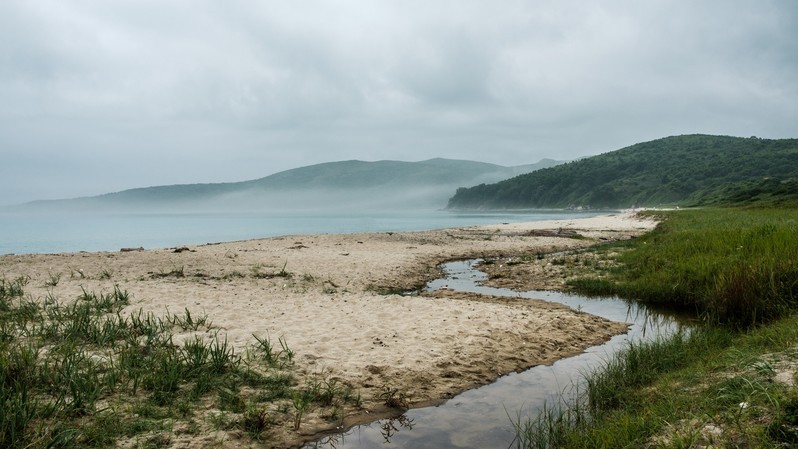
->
[514,206,798,447]
[571,207,798,327]
[513,316,798,448]
[0,278,361,448]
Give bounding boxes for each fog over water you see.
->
[17,186,468,214]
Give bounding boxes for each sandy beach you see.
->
[1,211,657,447]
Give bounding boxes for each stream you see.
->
[305,259,689,448]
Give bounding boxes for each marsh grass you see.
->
[512,318,798,448]
[0,280,360,447]
[514,206,798,448]
[571,207,798,327]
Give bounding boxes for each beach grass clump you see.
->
[252,333,294,368]
[0,276,28,303]
[378,385,411,409]
[149,265,185,279]
[570,207,798,327]
[44,272,61,287]
[288,371,359,430]
[251,261,293,279]
[167,307,211,331]
[0,280,361,447]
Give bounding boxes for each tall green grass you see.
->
[571,207,798,327]
[514,206,798,447]
[512,316,798,448]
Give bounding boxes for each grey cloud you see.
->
[1,0,796,204]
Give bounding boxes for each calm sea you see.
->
[0,209,609,255]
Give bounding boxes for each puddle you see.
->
[306,260,689,448]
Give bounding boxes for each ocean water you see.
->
[0,209,610,255]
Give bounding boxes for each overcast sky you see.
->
[1,1,796,205]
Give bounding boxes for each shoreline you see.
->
[0,211,658,447]
[0,209,616,256]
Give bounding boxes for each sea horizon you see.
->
[0,208,613,255]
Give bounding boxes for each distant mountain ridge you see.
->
[447,134,798,210]
[17,158,563,212]
[240,158,558,190]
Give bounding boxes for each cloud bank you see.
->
[1,0,796,204]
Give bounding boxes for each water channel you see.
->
[305,259,689,448]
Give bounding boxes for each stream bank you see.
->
[306,259,690,448]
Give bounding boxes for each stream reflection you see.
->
[306,260,689,448]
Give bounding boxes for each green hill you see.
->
[447,135,798,210]
[17,158,562,212]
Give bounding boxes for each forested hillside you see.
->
[447,135,798,209]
